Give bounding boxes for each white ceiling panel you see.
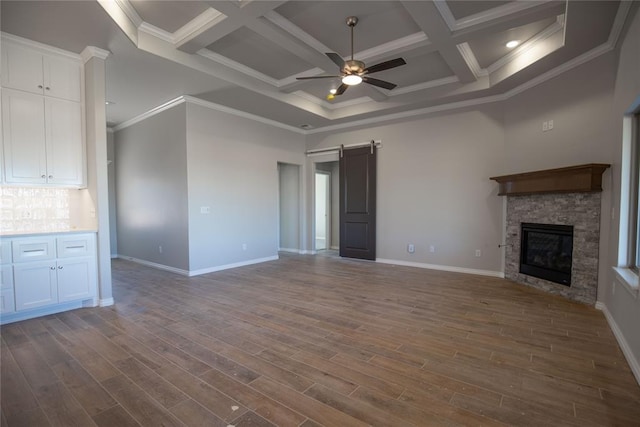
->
[446,1,512,20]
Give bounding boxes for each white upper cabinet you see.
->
[1,41,81,102]
[0,36,85,187]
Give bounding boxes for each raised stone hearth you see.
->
[505,192,601,304]
[491,164,609,305]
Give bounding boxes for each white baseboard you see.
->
[299,250,317,255]
[99,297,115,307]
[596,301,640,386]
[189,256,279,276]
[111,253,119,259]
[279,247,302,254]
[376,258,505,278]
[330,246,339,250]
[1,300,86,325]
[117,255,190,276]
[118,254,280,277]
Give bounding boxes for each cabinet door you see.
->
[0,289,15,314]
[57,258,95,303]
[2,89,47,184]
[1,42,44,95]
[43,55,81,102]
[14,261,57,311]
[45,97,83,185]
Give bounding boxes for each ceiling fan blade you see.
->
[335,83,348,95]
[326,52,345,68]
[296,75,341,80]
[362,76,397,90]
[363,58,406,74]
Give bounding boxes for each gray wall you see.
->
[114,104,190,271]
[601,8,640,379]
[306,105,506,274]
[279,163,301,251]
[185,103,305,272]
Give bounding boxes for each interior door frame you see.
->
[314,169,331,251]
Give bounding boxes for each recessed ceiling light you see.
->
[105,101,116,105]
[506,40,520,49]
[329,88,337,94]
[342,74,362,86]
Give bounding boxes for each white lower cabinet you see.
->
[1,233,97,322]
[13,260,57,310]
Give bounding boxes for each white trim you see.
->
[279,248,303,254]
[376,258,504,278]
[457,43,485,78]
[112,97,186,131]
[608,0,634,48]
[390,76,461,96]
[0,299,91,325]
[118,255,190,276]
[138,22,174,44]
[80,46,111,63]
[613,267,640,299]
[99,297,115,307]
[197,49,279,86]
[183,96,305,134]
[353,32,430,62]
[330,246,339,250]
[486,18,565,75]
[173,8,225,47]
[1,32,82,61]
[115,0,143,28]
[299,250,317,255]
[189,256,279,276]
[264,11,333,55]
[596,302,640,386]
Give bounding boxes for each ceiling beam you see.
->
[401,1,477,83]
[176,0,286,53]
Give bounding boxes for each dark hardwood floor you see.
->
[2,254,640,426]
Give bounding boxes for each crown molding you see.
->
[486,16,564,75]
[184,95,305,134]
[457,43,485,78]
[608,0,634,48]
[197,49,279,87]
[390,76,460,96]
[264,11,333,54]
[115,0,143,28]
[354,32,430,62]
[138,22,174,44]
[173,8,225,47]
[112,97,186,132]
[81,46,111,63]
[1,32,82,61]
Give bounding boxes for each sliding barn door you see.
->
[339,146,376,260]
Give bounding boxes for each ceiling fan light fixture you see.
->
[329,88,337,94]
[342,74,363,86]
[506,40,520,49]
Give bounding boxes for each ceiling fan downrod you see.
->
[346,16,358,62]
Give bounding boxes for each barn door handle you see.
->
[340,144,344,158]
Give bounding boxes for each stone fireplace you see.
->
[491,164,610,305]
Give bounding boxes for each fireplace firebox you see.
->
[520,223,573,286]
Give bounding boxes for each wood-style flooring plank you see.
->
[1,255,639,427]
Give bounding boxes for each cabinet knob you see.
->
[48,175,53,179]
[58,266,63,269]
[45,87,50,91]
[38,85,43,89]
[41,175,46,179]
[50,266,55,270]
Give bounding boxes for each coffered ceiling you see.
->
[1,1,634,133]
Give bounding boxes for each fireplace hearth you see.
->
[520,223,573,286]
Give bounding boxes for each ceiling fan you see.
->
[296,16,407,97]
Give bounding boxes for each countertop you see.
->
[0,229,98,238]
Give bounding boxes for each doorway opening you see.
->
[277,162,300,253]
[315,171,330,250]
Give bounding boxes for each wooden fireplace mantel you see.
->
[490,163,610,196]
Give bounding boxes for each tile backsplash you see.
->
[1,187,72,233]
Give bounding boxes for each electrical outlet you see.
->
[542,121,548,131]
[548,119,554,130]
[200,206,211,214]
[407,244,415,253]
[159,246,163,254]
[429,245,435,253]
[475,249,481,257]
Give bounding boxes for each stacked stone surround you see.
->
[505,192,601,305]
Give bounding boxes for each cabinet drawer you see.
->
[0,289,16,314]
[12,238,56,262]
[57,234,95,258]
